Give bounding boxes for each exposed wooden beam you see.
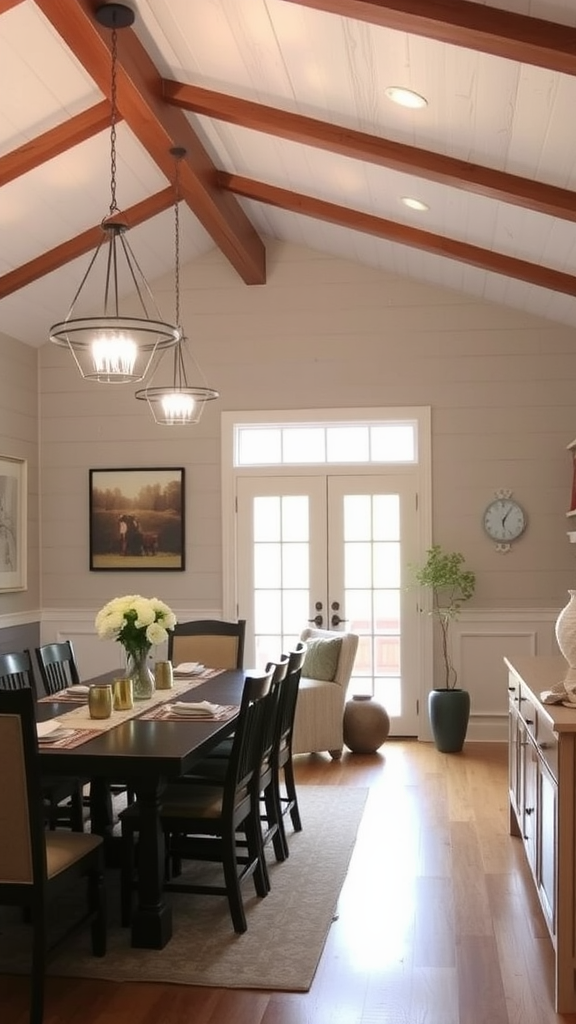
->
[0,187,173,299]
[0,101,112,187]
[283,0,576,77]
[219,172,576,298]
[165,82,576,224]
[33,0,266,285]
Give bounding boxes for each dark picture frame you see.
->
[89,467,185,571]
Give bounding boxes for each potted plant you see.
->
[411,544,476,752]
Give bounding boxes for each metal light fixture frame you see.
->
[135,147,219,426]
[49,3,178,384]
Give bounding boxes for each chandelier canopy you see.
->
[49,3,178,384]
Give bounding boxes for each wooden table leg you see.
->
[130,776,172,949]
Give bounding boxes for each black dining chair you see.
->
[0,650,85,832]
[34,640,134,814]
[169,656,291,887]
[269,642,307,858]
[168,618,246,670]
[33,640,80,696]
[0,686,106,1024]
[119,667,274,934]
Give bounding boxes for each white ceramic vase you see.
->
[555,590,576,691]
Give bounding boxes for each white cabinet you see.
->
[505,657,576,1011]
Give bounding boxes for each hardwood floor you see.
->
[2,740,576,1023]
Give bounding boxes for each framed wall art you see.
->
[0,455,27,591]
[89,467,185,571]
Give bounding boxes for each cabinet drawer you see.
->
[536,716,558,781]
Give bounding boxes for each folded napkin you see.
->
[37,720,62,738]
[71,684,90,695]
[173,662,205,677]
[541,689,570,705]
[170,700,220,718]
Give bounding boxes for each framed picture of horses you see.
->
[89,467,185,571]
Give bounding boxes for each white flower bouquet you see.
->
[95,594,177,660]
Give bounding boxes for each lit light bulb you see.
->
[91,335,137,377]
[160,391,196,424]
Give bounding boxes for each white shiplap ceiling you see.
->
[2,0,576,347]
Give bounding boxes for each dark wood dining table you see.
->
[36,668,245,950]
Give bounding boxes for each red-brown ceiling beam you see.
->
[0,187,173,299]
[33,0,266,285]
[219,172,576,298]
[165,81,576,224]
[0,101,112,187]
[0,0,25,12]
[283,0,576,77]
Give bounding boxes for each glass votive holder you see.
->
[113,676,134,711]
[154,660,174,690]
[88,684,113,720]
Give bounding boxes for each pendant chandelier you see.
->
[49,3,179,384]
[135,147,219,425]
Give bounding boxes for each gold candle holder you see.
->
[154,660,173,690]
[113,676,134,711]
[88,684,113,719]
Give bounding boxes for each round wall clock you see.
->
[483,493,526,550]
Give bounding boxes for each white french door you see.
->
[236,473,420,735]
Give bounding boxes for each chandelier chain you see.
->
[174,155,181,328]
[109,23,119,216]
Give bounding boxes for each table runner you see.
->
[37,670,225,749]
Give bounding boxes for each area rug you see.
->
[0,785,367,992]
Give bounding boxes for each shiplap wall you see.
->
[37,239,576,614]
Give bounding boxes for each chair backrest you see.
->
[261,655,290,777]
[0,687,47,888]
[168,619,246,670]
[276,642,307,766]
[299,626,359,690]
[222,667,274,820]
[34,640,80,696]
[0,650,34,691]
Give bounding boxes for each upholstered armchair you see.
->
[292,627,359,759]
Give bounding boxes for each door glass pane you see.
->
[254,543,281,587]
[373,494,400,539]
[374,542,400,587]
[253,495,311,661]
[254,496,279,541]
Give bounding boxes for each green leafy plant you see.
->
[411,545,476,689]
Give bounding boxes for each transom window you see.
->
[235,421,417,467]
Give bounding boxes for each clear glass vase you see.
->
[126,648,154,700]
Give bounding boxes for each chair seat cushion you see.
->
[46,832,102,878]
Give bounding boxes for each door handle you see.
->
[309,601,323,627]
[331,613,347,627]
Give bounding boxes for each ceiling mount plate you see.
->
[95,3,135,30]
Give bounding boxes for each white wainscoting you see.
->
[452,608,560,742]
[40,608,223,682]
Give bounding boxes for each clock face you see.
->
[483,499,526,542]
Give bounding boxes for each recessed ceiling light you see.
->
[385,86,428,109]
[401,196,430,211]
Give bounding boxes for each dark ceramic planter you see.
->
[428,688,470,753]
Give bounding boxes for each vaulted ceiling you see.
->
[3,0,576,348]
